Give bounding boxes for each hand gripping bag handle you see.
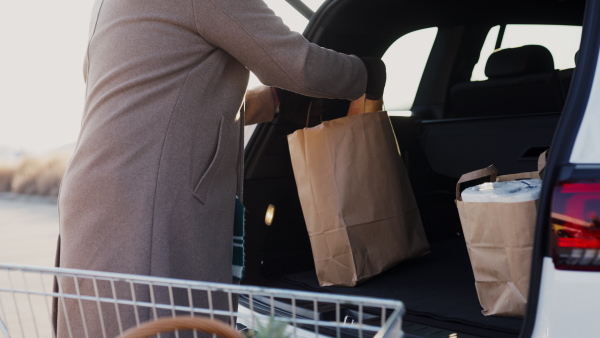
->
[347,94,384,116]
[303,94,384,126]
[455,165,498,201]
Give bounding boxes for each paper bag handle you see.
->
[538,149,548,171]
[455,165,498,201]
[538,150,548,179]
[347,94,384,116]
[304,101,314,128]
[498,150,549,181]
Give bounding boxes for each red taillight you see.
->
[557,238,600,249]
[551,180,600,271]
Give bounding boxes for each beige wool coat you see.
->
[56,0,367,336]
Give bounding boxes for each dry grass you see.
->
[0,163,16,192]
[0,148,73,197]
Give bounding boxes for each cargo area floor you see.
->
[267,237,523,338]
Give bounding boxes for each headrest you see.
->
[485,45,554,78]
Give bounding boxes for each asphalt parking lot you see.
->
[0,193,58,267]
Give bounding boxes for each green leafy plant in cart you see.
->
[243,316,290,338]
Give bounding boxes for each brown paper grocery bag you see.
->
[287,99,429,287]
[455,160,544,317]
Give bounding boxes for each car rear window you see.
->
[472,24,582,81]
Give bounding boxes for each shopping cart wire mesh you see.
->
[0,264,404,338]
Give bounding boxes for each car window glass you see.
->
[472,25,582,81]
[382,27,438,116]
[471,26,501,82]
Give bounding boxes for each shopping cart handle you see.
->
[118,316,242,338]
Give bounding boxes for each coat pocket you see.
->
[193,116,230,205]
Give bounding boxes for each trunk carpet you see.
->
[267,237,523,337]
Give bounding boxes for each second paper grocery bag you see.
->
[455,165,542,317]
[287,109,429,287]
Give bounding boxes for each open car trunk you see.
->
[241,0,585,336]
[242,113,558,337]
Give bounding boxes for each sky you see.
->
[0,0,322,153]
[0,1,94,153]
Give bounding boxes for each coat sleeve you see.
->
[191,0,367,100]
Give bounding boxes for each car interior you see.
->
[241,0,586,337]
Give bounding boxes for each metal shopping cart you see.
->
[0,264,404,338]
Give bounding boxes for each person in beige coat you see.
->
[55,0,384,336]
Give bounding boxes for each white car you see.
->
[242,0,600,337]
